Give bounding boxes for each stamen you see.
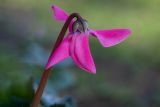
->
[72,18,89,33]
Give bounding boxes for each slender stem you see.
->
[30,68,51,107]
[30,13,82,107]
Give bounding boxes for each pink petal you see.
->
[45,35,71,70]
[90,29,132,47]
[51,5,69,22]
[51,5,73,32]
[69,33,96,74]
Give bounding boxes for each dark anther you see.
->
[72,19,88,33]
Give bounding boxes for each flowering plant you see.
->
[30,4,131,107]
[46,5,132,74]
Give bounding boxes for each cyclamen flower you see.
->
[45,5,132,74]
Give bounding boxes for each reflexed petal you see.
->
[45,35,71,70]
[90,29,131,47]
[51,5,73,32]
[52,5,69,22]
[69,33,96,74]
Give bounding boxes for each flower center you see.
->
[72,18,89,33]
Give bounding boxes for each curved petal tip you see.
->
[45,36,71,70]
[90,28,132,47]
[51,4,68,22]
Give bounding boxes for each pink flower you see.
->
[45,5,132,74]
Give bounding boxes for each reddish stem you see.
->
[30,13,82,107]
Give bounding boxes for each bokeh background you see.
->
[0,0,160,107]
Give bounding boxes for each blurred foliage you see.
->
[0,0,160,107]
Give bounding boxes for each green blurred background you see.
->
[0,0,160,107]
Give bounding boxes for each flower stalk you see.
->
[30,13,84,107]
